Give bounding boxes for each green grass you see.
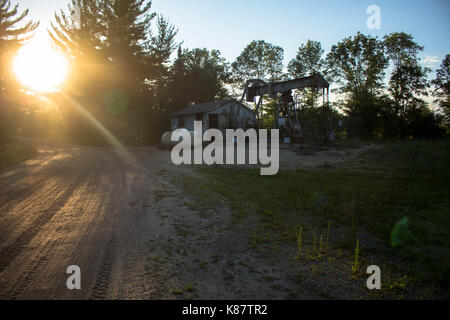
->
[181,140,450,291]
[0,139,37,170]
[381,139,450,178]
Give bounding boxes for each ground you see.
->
[0,139,448,299]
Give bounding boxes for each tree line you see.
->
[1,0,449,146]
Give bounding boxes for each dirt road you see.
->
[1,142,335,299]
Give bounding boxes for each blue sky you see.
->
[18,0,450,72]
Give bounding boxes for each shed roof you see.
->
[170,99,256,117]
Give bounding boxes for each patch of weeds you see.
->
[185,284,196,292]
[181,141,450,294]
[152,189,167,202]
[211,253,221,263]
[172,289,183,295]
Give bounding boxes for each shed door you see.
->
[209,114,218,129]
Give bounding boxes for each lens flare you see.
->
[13,35,68,92]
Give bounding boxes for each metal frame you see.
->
[240,73,330,144]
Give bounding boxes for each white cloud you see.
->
[423,55,440,65]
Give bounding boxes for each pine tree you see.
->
[0,0,38,93]
[0,0,38,145]
[49,0,108,96]
[49,0,178,144]
[103,0,155,96]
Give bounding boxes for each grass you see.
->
[180,139,450,293]
[0,138,37,170]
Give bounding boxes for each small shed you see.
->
[169,99,256,133]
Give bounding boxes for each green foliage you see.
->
[288,40,325,108]
[288,40,324,78]
[231,40,284,85]
[351,239,360,274]
[432,54,450,128]
[326,32,388,97]
[384,32,430,115]
[326,32,389,139]
[3,2,446,145]
[168,47,230,110]
[297,226,303,252]
[49,0,178,145]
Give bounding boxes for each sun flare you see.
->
[13,35,68,92]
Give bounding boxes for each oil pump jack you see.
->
[240,73,330,144]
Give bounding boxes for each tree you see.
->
[0,0,38,145]
[50,0,178,144]
[49,0,108,96]
[146,15,178,94]
[0,0,38,93]
[288,40,325,107]
[49,0,113,144]
[384,32,430,126]
[288,40,324,78]
[431,54,450,127]
[103,0,155,97]
[326,32,388,138]
[231,40,284,86]
[326,32,387,97]
[169,47,230,110]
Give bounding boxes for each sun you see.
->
[13,35,68,92]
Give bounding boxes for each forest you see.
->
[0,0,449,148]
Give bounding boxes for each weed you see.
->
[326,221,331,249]
[172,289,183,295]
[319,233,324,253]
[351,239,360,275]
[297,226,303,253]
[185,284,196,292]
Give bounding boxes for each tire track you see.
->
[0,179,80,273]
[88,236,117,299]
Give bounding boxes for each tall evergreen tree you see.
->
[103,0,154,96]
[0,0,38,93]
[49,0,108,96]
[0,0,38,145]
[50,0,178,144]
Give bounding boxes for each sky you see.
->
[17,0,450,73]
